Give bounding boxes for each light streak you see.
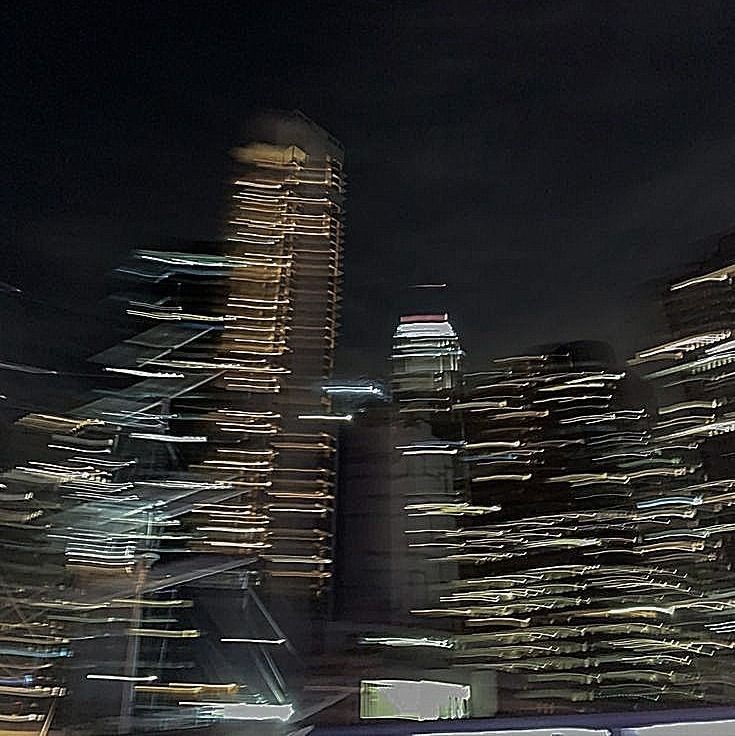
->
[87,674,158,683]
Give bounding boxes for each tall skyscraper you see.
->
[226,111,344,394]
[216,111,346,600]
[335,315,464,625]
[0,111,346,733]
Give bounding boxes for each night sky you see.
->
[5,1,735,395]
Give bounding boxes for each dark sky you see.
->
[5,1,735,387]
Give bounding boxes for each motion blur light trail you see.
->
[0,112,348,734]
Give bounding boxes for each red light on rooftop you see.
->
[399,314,448,324]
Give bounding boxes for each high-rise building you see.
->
[334,315,464,625]
[0,111,346,733]
[184,111,347,611]
[226,110,344,397]
[660,232,735,341]
[632,232,735,478]
[391,314,464,420]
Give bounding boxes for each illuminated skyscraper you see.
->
[632,232,735,478]
[225,110,344,403]
[335,315,465,625]
[0,112,347,733]
[391,314,464,419]
[216,111,346,598]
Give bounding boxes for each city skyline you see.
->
[8,4,735,734]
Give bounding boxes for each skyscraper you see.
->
[227,111,344,391]
[219,111,346,600]
[0,111,347,733]
[633,232,735,479]
[391,314,464,420]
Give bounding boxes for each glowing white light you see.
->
[104,368,186,378]
[87,674,158,683]
[179,701,294,721]
[297,413,353,421]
